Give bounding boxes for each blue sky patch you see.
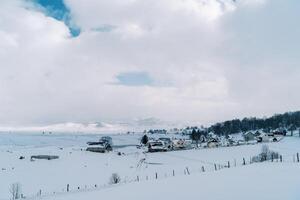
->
[116,72,154,86]
[91,24,116,33]
[32,0,80,37]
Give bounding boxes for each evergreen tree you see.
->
[190,129,201,147]
[141,134,149,145]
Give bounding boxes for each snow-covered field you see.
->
[1,133,300,200]
[49,163,300,200]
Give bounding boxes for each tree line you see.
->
[207,111,300,136]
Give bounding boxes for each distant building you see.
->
[243,132,256,141]
[273,130,286,137]
[254,131,262,137]
[147,129,167,134]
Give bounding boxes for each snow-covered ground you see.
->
[49,163,300,200]
[1,133,300,200]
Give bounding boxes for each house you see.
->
[267,132,275,137]
[243,132,256,141]
[207,138,219,148]
[158,137,173,150]
[86,136,113,153]
[172,139,185,149]
[148,140,168,152]
[254,131,262,137]
[172,139,193,150]
[273,130,286,137]
[147,129,167,134]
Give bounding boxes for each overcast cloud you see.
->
[0,0,299,129]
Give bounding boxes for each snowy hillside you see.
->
[0,118,180,134]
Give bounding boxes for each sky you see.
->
[0,0,300,129]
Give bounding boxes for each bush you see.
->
[10,183,21,200]
[109,173,121,185]
[251,145,280,163]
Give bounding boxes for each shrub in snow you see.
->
[251,145,280,163]
[109,173,121,185]
[10,182,21,200]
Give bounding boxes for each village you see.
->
[85,127,288,154]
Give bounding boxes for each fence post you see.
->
[214,164,217,171]
[155,172,158,179]
[243,158,246,165]
[271,154,273,162]
[234,159,236,167]
[228,161,230,168]
[280,155,282,162]
[137,176,139,182]
[173,169,175,176]
[202,166,205,172]
[297,153,299,163]
[67,184,69,192]
[186,167,190,175]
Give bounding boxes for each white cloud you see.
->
[0,0,298,129]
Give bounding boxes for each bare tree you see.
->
[10,183,21,200]
[109,173,121,185]
[261,144,269,161]
[251,144,279,163]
